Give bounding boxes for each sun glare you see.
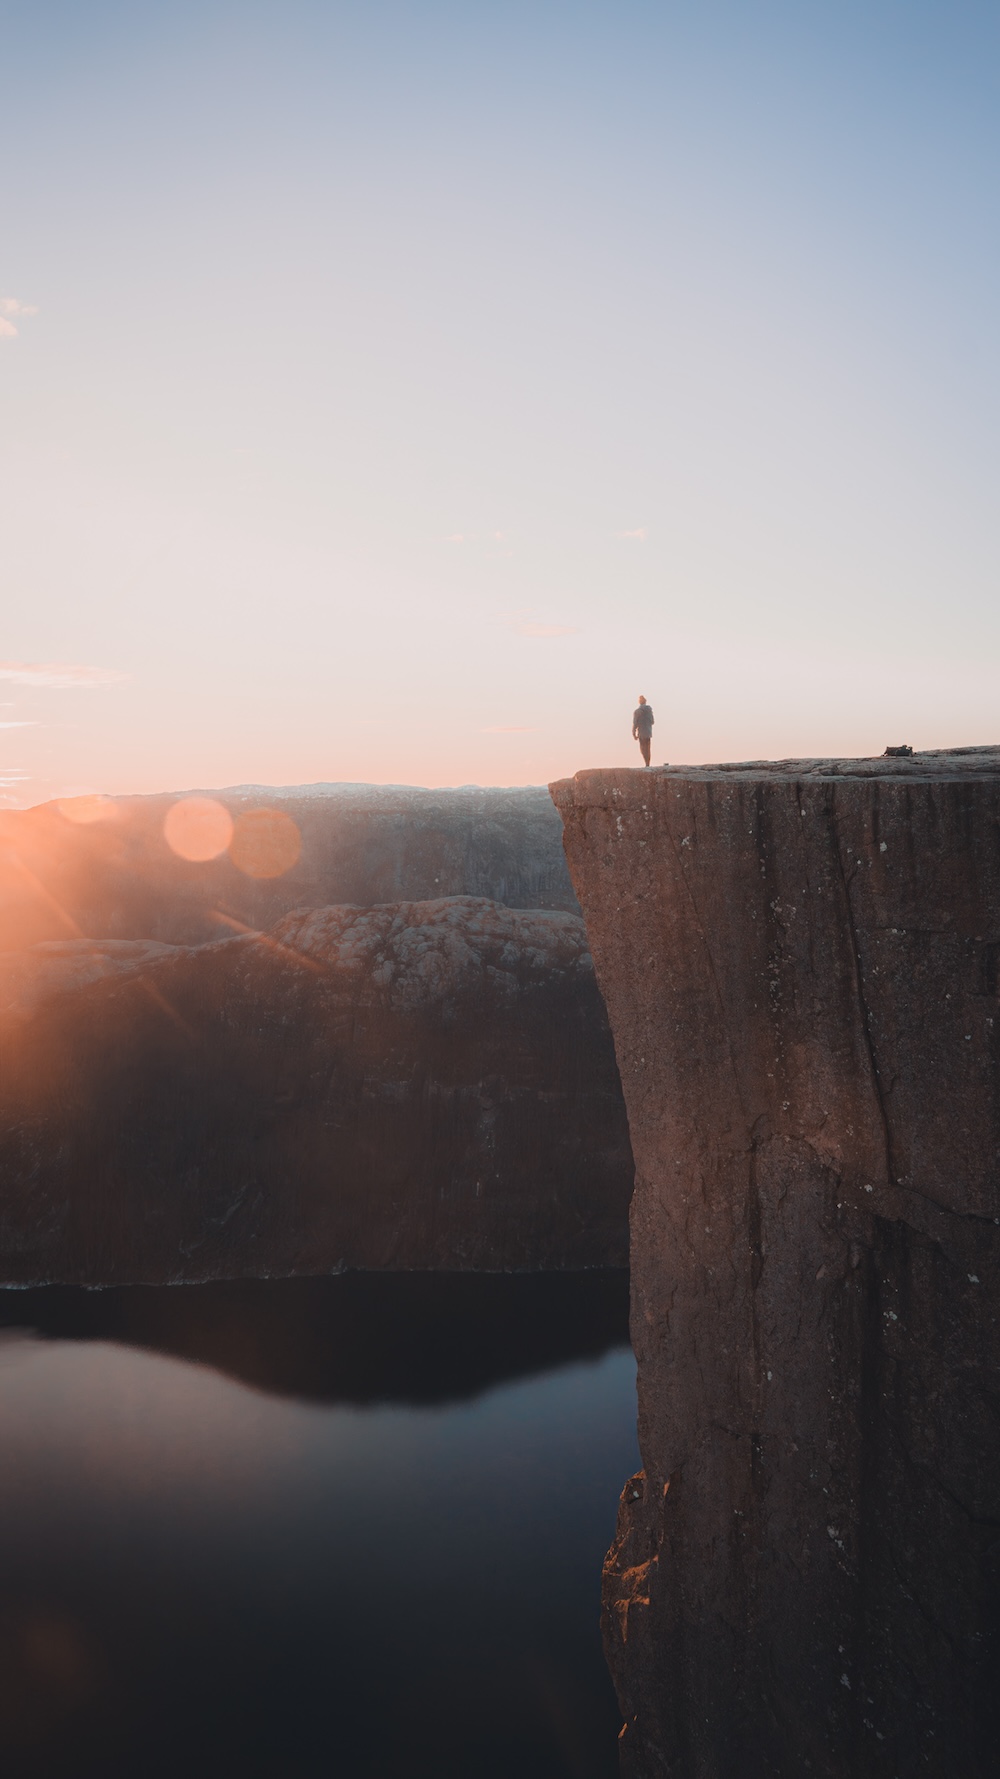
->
[161,798,299,874]
[229,808,301,879]
[57,796,119,825]
[163,797,235,862]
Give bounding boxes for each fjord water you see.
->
[0,1271,636,1779]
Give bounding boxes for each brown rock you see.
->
[551,750,1000,1778]
[0,897,632,1285]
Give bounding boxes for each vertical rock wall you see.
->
[551,753,1000,1778]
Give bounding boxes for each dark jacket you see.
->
[633,704,654,739]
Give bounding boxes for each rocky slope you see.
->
[551,750,1000,1778]
[0,784,577,952]
[0,897,632,1286]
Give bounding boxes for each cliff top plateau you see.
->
[554,744,1000,794]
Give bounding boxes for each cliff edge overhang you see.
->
[551,749,1000,1779]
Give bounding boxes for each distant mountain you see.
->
[0,783,577,952]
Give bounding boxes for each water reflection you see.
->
[0,1270,636,1779]
[0,1269,631,1405]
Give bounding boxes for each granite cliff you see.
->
[0,896,631,1286]
[551,750,1000,1778]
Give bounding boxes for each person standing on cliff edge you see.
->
[632,695,654,766]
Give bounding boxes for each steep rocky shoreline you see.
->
[552,750,1000,1778]
[0,896,632,1285]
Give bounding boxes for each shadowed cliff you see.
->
[551,749,1000,1779]
[0,896,632,1286]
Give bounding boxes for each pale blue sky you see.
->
[2,1,998,800]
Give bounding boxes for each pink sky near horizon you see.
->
[3,2,999,808]
[2,633,995,809]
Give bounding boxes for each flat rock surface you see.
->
[0,896,632,1286]
[563,743,1000,783]
[551,749,1000,1778]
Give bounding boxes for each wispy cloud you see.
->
[0,720,39,728]
[480,725,538,733]
[514,622,578,638]
[617,527,648,541]
[0,661,128,689]
[0,298,38,341]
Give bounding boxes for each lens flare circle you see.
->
[229,808,301,879]
[163,796,234,863]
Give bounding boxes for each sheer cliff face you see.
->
[551,753,1000,1779]
[0,897,632,1285]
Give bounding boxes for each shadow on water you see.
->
[0,1269,637,1779]
[0,1268,631,1405]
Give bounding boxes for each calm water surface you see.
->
[0,1272,637,1779]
